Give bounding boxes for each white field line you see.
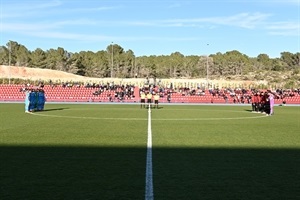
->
[30,112,267,121]
[145,105,154,200]
[152,115,267,120]
[30,113,147,120]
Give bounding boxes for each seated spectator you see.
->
[93,90,101,95]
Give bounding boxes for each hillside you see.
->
[0,65,270,89]
[0,65,151,86]
[0,65,90,81]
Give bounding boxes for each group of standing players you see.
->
[22,86,275,116]
[140,91,160,109]
[24,88,46,113]
[139,89,276,115]
[251,91,275,116]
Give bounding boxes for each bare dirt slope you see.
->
[0,65,265,88]
[0,65,147,85]
[0,65,92,82]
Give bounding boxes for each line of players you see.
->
[24,89,46,113]
[140,91,160,109]
[251,91,275,116]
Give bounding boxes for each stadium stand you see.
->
[0,84,299,104]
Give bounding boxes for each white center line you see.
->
[145,105,154,200]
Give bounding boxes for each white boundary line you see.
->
[145,105,154,200]
[153,115,267,120]
[30,112,267,121]
[30,112,147,120]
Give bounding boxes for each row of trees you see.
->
[0,41,299,79]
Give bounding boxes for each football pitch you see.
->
[0,103,299,200]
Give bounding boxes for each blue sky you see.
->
[0,0,299,58]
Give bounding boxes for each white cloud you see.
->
[210,12,272,29]
[1,23,56,32]
[0,18,99,32]
[0,0,62,15]
[0,0,61,19]
[54,19,98,26]
[267,22,299,30]
[0,22,202,42]
[0,11,275,43]
[122,12,271,29]
[30,0,62,9]
[1,1,297,43]
[28,31,202,42]
[0,1,119,19]
[28,31,111,41]
[51,5,118,14]
[266,22,300,36]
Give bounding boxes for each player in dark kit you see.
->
[154,92,159,109]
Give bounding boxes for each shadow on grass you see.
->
[40,107,70,112]
[1,146,299,200]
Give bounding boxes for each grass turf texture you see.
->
[0,103,299,200]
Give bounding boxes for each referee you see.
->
[146,92,153,108]
[140,91,146,108]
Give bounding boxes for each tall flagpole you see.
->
[206,54,208,87]
[8,41,11,85]
[111,42,113,78]
[206,43,209,89]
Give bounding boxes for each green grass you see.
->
[0,103,299,200]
